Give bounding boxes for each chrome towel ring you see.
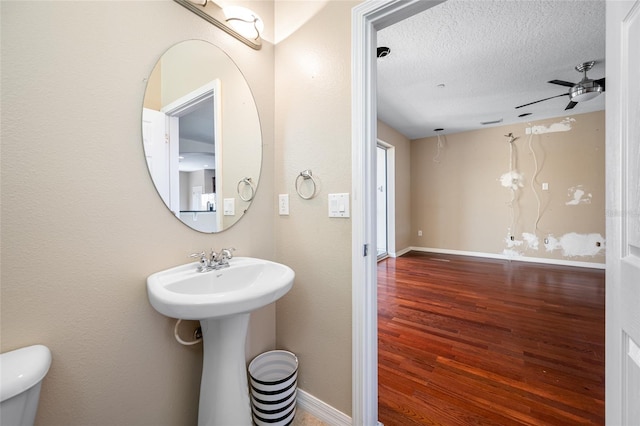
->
[295,170,318,200]
[237,177,255,201]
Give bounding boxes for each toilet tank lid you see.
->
[0,345,52,402]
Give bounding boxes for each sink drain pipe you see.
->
[174,319,203,345]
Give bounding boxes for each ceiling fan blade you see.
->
[548,79,575,87]
[515,93,568,109]
[565,101,578,110]
[595,77,605,91]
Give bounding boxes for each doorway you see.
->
[352,1,631,425]
[352,3,445,423]
[376,140,396,260]
[376,145,387,258]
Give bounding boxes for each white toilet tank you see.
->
[0,345,52,426]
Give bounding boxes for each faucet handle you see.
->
[190,252,208,271]
[190,251,206,260]
[220,247,235,260]
[209,249,219,262]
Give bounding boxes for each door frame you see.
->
[353,1,628,424]
[351,1,445,423]
[162,79,222,229]
[377,140,396,258]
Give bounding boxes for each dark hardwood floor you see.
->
[378,252,605,425]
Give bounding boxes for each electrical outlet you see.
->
[418,230,423,237]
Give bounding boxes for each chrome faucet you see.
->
[215,248,235,267]
[190,251,210,272]
[190,248,235,272]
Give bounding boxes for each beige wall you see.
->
[1,1,275,425]
[378,120,412,255]
[274,0,358,416]
[410,111,605,265]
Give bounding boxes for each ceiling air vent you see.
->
[481,118,503,125]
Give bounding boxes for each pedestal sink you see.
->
[147,257,294,426]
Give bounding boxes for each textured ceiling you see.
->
[376,0,606,140]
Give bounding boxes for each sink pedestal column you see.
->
[198,313,252,426]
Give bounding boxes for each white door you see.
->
[142,108,170,206]
[376,145,388,258]
[606,1,640,424]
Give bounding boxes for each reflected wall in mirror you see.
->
[142,39,262,233]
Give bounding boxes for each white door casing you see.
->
[606,1,640,424]
[351,1,445,424]
[163,80,222,227]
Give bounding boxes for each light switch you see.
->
[279,194,289,215]
[328,193,350,218]
[223,198,235,216]
[542,182,549,191]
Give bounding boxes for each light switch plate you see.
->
[328,193,350,218]
[279,194,289,215]
[223,198,235,216]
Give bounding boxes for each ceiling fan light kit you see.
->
[515,60,605,111]
[570,81,603,103]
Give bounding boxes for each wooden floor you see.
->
[378,252,605,425]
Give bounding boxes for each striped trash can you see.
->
[248,350,298,426]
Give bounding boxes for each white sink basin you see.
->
[147,257,294,320]
[147,256,295,426]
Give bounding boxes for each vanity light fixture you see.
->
[174,0,263,50]
[223,6,264,41]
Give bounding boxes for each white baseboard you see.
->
[409,246,605,270]
[296,389,351,425]
[392,246,412,258]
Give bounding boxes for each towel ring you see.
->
[237,177,255,201]
[295,170,317,200]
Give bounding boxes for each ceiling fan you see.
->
[516,61,605,110]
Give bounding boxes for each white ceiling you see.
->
[376,0,606,140]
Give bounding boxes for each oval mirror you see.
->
[142,39,262,233]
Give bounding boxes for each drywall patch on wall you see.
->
[503,233,538,255]
[526,117,576,135]
[505,235,523,248]
[566,185,592,205]
[503,235,523,257]
[522,232,539,250]
[544,235,560,252]
[500,170,524,190]
[544,232,605,257]
[502,248,522,259]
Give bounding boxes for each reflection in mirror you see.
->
[142,40,262,233]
